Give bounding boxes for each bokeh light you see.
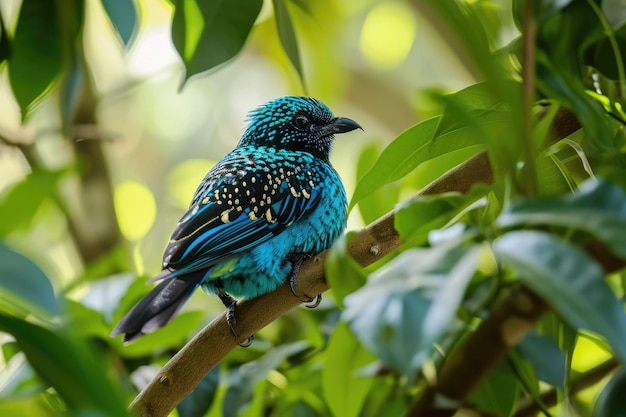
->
[114,180,157,241]
[359,1,417,70]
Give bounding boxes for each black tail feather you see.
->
[111,274,201,342]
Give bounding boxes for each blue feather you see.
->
[112,96,361,342]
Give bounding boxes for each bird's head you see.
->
[238,96,362,160]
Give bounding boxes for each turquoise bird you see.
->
[112,96,361,345]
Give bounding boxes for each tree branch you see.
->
[131,107,585,417]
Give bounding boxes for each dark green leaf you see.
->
[7,0,83,118]
[497,179,626,258]
[101,0,137,45]
[272,0,305,88]
[326,233,367,308]
[0,8,11,65]
[0,314,129,416]
[171,0,263,80]
[8,0,63,115]
[507,350,548,415]
[178,365,220,417]
[595,367,626,417]
[323,322,375,417]
[0,169,65,237]
[0,243,59,316]
[469,360,519,416]
[517,330,565,387]
[583,23,626,80]
[493,230,626,362]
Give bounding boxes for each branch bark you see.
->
[131,107,586,417]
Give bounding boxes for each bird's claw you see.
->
[220,290,254,347]
[287,254,321,308]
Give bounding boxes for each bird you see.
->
[111,96,362,346]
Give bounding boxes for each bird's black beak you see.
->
[319,117,363,137]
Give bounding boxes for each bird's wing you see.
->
[160,160,321,277]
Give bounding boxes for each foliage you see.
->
[1,0,626,416]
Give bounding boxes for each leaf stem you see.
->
[521,0,538,196]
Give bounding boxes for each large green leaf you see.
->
[350,82,514,210]
[0,314,129,416]
[343,242,477,375]
[101,0,137,45]
[323,322,375,417]
[172,0,263,80]
[272,0,305,88]
[493,230,626,362]
[0,243,59,317]
[497,179,626,258]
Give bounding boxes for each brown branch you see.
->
[131,107,584,417]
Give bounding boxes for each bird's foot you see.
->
[286,254,322,309]
[218,290,254,347]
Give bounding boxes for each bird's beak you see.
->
[319,117,363,137]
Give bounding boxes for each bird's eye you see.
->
[293,114,310,130]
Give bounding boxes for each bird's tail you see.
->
[111,271,203,342]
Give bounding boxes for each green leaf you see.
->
[469,360,519,417]
[583,22,626,80]
[0,169,65,237]
[0,352,44,400]
[272,0,305,88]
[493,230,626,362]
[356,142,401,224]
[350,116,492,210]
[115,311,204,357]
[349,117,437,210]
[343,242,476,375]
[517,330,565,388]
[172,0,263,81]
[350,82,514,210]
[595,367,626,417]
[0,8,10,65]
[325,234,367,308]
[323,322,375,417]
[223,341,309,417]
[8,0,63,115]
[394,193,468,244]
[0,243,59,317]
[178,365,220,417]
[497,179,626,258]
[0,314,129,416]
[101,0,137,45]
[7,0,82,118]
